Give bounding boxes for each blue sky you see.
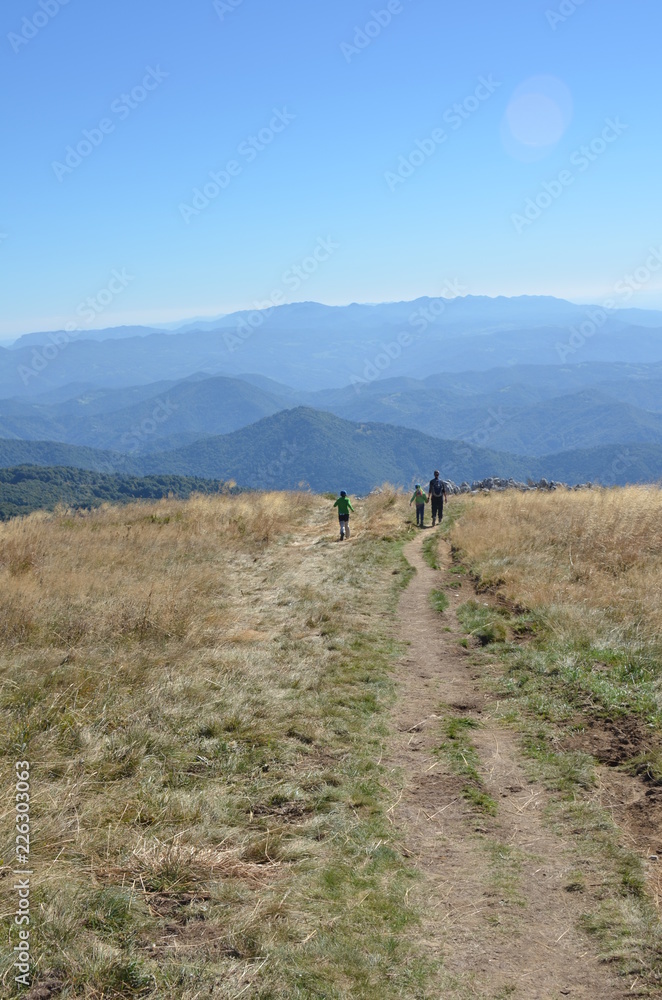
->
[1,0,660,335]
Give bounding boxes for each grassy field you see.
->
[444,487,662,983]
[450,487,662,735]
[0,489,432,999]
[3,485,662,996]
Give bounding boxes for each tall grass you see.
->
[452,487,662,644]
[451,488,662,724]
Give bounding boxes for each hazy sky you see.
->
[1,0,661,334]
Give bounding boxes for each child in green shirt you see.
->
[409,484,428,527]
[333,490,355,540]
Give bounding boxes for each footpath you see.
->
[388,531,635,999]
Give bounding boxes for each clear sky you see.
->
[1,0,661,335]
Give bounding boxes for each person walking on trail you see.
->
[409,484,428,528]
[333,490,354,540]
[428,470,448,526]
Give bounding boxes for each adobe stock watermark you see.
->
[384,76,501,192]
[8,0,72,54]
[213,0,246,20]
[179,107,296,224]
[340,0,412,63]
[263,440,301,489]
[52,66,169,182]
[608,448,634,484]
[17,269,135,385]
[120,397,179,455]
[12,757,32,990]
[350,278,466,391]
[546,0,590,30]
[450,407,509,471]
[588,448,636,487]
[223,236,339,353]
[511,117,628,234]
[555,247,662,362]
[466,408,507,451]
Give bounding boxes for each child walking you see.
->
[409,484,428,527]
[333,490,355,540]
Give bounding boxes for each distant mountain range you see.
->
[9,296,662,350]
[1,295,661,494]
[4,295,662,398]
[11,325,167,348]
[0,375,286,452]
[2,362,662,460]
[0,408,659,493]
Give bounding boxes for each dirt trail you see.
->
[389,530,635,999]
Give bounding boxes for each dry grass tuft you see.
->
[96,839,280,891]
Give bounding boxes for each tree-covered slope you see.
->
[0,466,235,520]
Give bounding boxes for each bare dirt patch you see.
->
[23,978,64,1000]
[388,530,632,998]
[563,716,662,905]
[565,716,653,769]
[140,918,241,960]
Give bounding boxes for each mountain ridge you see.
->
[9,295,662,348]
[3,363,662,459]
[0,407,660,493]
[4,295,662,398]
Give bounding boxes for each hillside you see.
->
[535,443,662,486]
[137,407,662,489]
[0,466,235,520]
[5,361,662,460]
[0,375,290,452]
[485,389,662,455]
[134,407,534,490]
[0,438,133,473]
[1,408,661,493]
[309,363,662,445]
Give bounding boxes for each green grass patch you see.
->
[457,600,507,645]
[429,589,449,614]
[491,635,662,728]
[422,534,440,570]
[435,716,497,816]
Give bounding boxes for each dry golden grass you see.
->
[96,839,280,890]
[0,487,430,998]
[452,487,662,647]
[0,491,309,648]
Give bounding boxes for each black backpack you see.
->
[430,478,444,497]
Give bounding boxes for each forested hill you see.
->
[0,466,237,520]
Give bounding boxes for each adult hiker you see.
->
[333,490,355,540]
[428,470,448,526]
[409,483,428,528]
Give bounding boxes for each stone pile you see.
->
[443,477,595,494]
